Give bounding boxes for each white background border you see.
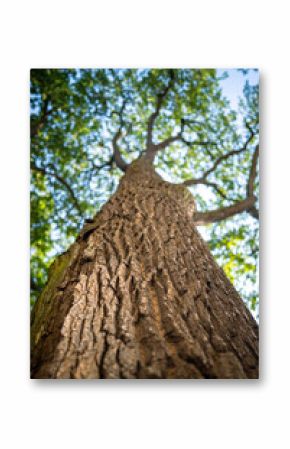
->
[0,1,289,447]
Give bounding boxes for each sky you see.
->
[217,68,259,111]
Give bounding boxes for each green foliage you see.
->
[30,69,259,316]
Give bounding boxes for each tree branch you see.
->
[146,70,175,156]
[112,129,128,172]
[181,140,252,192]
[180,123,257,194]
[247,144,259,197]
[143,83,259,224]
[31,162,83,216]
[151,115,256,172]
[247,144,259,219]
[147,114,216,161]
[248,207,259,220]
[88,155,114,174]
[201,181,226,199]
[112,99,129,172]
[181,176,226,199]
[154,134,181,152]
[192,196,256,226]
[188,142,259,225]
[203,128,255,179]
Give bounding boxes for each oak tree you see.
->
[30,69,259,378]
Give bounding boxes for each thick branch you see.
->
[153,134,181,152]
[31,162,83,216]
[146,70,175,154]
[247,144,259,197]
[112,100,129,172]
[248,207,259,220]
[186,144,260,223]
[192,196,256,226]
[112,130,128,172]
[247,144,259,219]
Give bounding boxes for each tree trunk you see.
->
[31,157,259,379]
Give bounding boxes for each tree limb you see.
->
[192,196,256,226]
[31,162,83,216]
[144,89,260,224]
[146,70,175,156]
[199,127,256,180]
[248,207,259,220]
[112,99,129,172]
[247,144,259,219]
[150,114,256,168]
[153,134,181,152]
[180,123,257,196]
[247,144,259,197]
[181,140,252,192]
[189,143,259,224]
[181,175,227,199]
[202,182,226,199]
[112,129,128,172]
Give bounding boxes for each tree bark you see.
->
[31,157,259,379]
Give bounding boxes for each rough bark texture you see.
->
[31,157,259,379]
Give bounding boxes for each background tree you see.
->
[30,69,259,379]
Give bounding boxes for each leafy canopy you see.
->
[30,69,259,315]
